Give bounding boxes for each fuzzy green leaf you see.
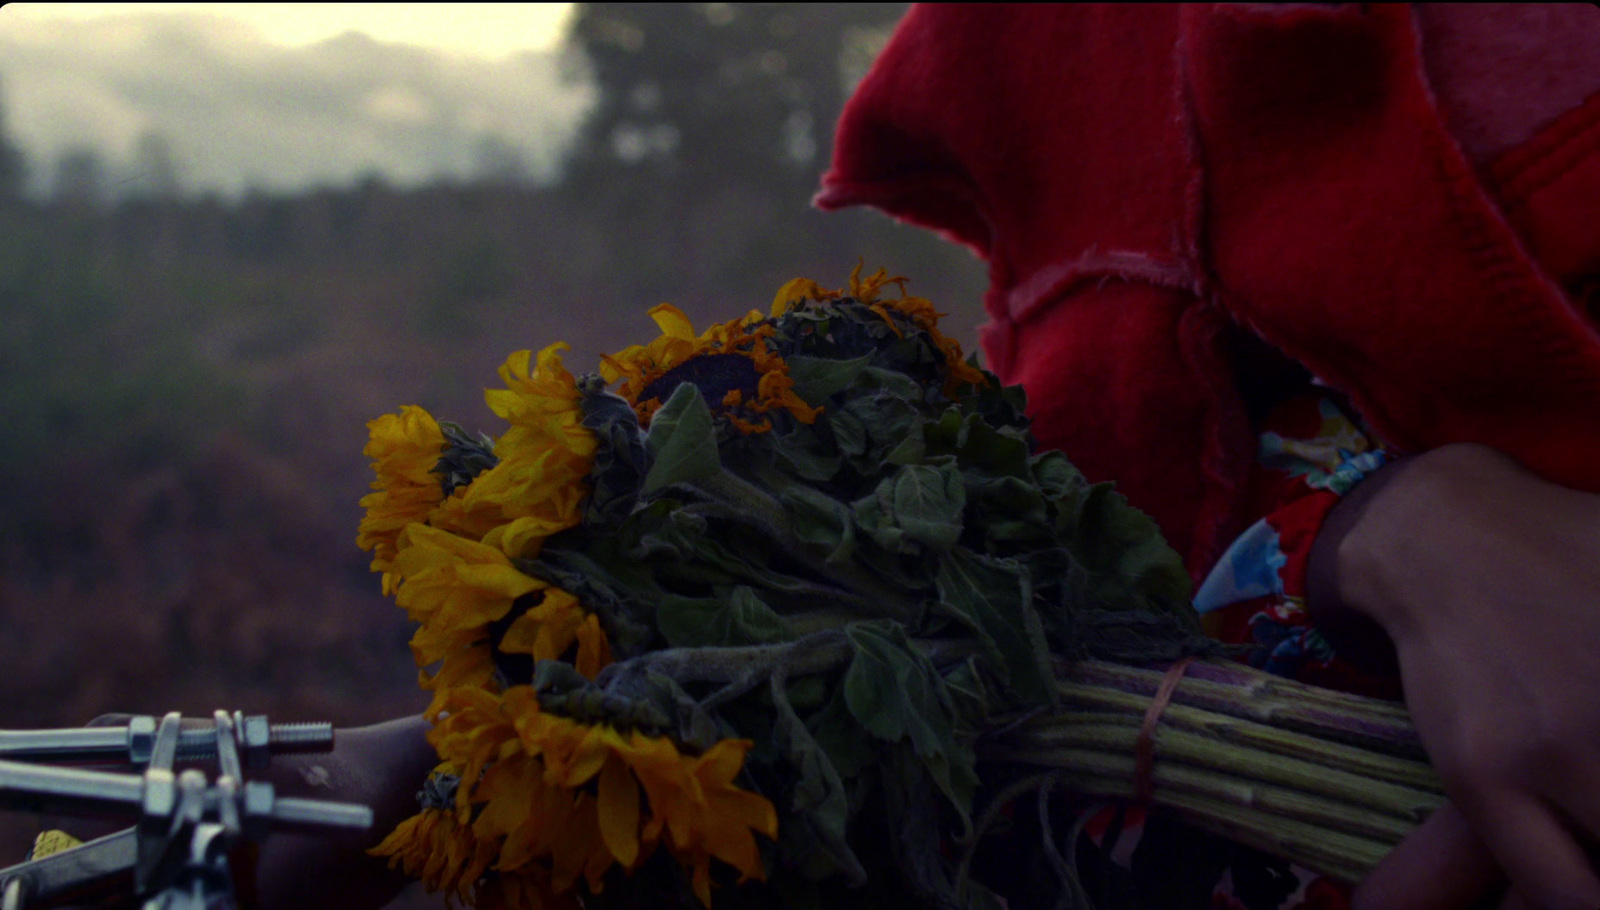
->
[964,473,1050,544]
[807,681,878,780]
[934,549,1056,707]
[840,623,978,850]
[657,586,795,648]
[1054,480,1194,621]
[1030,449,1087,500]
[787,352,875,405]
[771,672,867,885]
[886,462,965,552]
[641,382,720,495]
[780,485,856,565]
[771,423,844,482]
[923,407,1031,479]
[841,623,961,764]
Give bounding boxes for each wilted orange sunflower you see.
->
[391,685,778,907]
[369,765,499,904]
[773,262,988,394]
[600,304,819,434]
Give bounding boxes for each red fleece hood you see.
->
[818,3,1600,575]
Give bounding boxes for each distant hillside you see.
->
[0,174,989,722]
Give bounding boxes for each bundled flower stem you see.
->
[984,659,1440,887]
[356,265,1437,909]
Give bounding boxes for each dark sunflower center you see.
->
[638,353,762,409]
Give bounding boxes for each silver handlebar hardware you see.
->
[0,712,333,770]
[0,710,370,909]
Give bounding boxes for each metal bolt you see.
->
[127,716,156,766]
[270,796,373,834]
[238,715,270,771]
[172,720,333,764]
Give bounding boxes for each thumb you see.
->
[1353,803,1504,910]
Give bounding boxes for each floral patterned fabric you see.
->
[1072,390,1399,910]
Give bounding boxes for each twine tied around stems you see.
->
[1134,656,1196,804]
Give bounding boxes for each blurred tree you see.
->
[53,146,107,209]
[558,3,908,302]
[472,134,532,187]
[0,76,27,203]
[125,130,183,202]
[565,3,903,191]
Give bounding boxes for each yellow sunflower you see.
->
[418,685,778,906]
[357,405,449,591]
[389,523,613,715]
[444,343,599,559]
[390,524,543,634]
[370,786,498,903]
[498,586,613,680]
[600,304,819,433]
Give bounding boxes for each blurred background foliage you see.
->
[0,3,989,747]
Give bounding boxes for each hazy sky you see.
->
[0,3,593,198]
[2,4,575,56]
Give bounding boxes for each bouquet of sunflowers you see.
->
[357,268,1441,909]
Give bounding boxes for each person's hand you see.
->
[1309,443,1600,910]
[247,715,438,910]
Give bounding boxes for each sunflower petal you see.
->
[597,755,642,868]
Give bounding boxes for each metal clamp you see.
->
[0,711,333,770]
[0,710,370,909]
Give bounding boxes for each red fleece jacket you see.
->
[816,3,1600,579]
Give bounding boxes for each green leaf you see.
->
[886,462,965,552]
[641,382,720,495]
[770,423,843,482]
[626,499,706,562]
[770,671,867,885]
[1030,449,1087,500]
[850,365,923,400]
[786,352,875,404]
[933,549,1056,707]
[964,473,1050,545]
[940,656,995,738]
[830,408,868,458]
[1054,480,1193,619]
[807,681,878,780]
[923,407,1031,479]
[521,545,660,657]
[806,362,927,473]
[780,485,856,565]
[840,623,977,847]
[434,421,499,496]
[657,586,795,648]
[850,487,904,555]
[838,392,920,470]
[840,624,965,774]
[883,426,926,465]
[578,383,649,524]
[879,744,960,907]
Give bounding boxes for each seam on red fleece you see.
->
[1429,71,1600,413]
[1491,104,1600,206]
[1004,249,1198,324]
[1485,89,1600,205]
[1176,3,1246,577]
[1177,9,1210,299]
[1505,115,1600,201]
[1243,4,1431,454]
